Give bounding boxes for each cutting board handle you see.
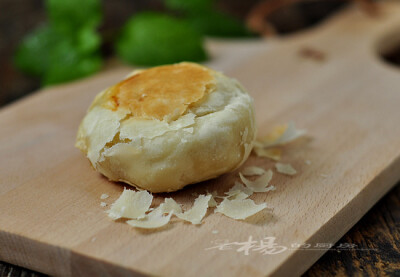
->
[305,2,400,59]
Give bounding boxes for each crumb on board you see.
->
[176,194,212,225]
[275,163,297,175]
[215,198,267,220]
[239,170,274,193]
[107,189,152,220]
[242,166,267,176]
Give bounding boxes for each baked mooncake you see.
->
[76,62,256,192]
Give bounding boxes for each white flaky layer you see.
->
[76,69,256,192]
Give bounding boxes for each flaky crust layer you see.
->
[76,62,256,192]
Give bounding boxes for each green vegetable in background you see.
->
[116,12,207,66]
[14,0,102,86]
[46,0,102,34]
[164,0,252,37]
[187,10,252,38]
[164,0,213,13]
[43,31,102,85]
[14,25,55,77]
[15,0,253,85]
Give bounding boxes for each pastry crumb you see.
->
[275,163,297,175]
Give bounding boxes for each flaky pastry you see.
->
[76,62,256,192]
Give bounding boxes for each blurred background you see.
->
[3,0,398,108]
[0,0,365,107]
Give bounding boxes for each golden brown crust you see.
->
[104,63,216,121]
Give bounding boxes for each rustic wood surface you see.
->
[1,1,400,276]
[1,182,399,276]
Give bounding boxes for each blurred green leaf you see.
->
[164,0,252,38]
[188,10,253,37]
[116,12,207,66]
[14,24,102,86]
[44,40,102,85]
[164,0,213,13]
[76,27,102,54]
[14,25,57,76]
[46,0,102,34]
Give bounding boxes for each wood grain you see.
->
[2,182,399,276]
[1,2,400,276]
[306,182,400,276]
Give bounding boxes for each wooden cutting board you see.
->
[2,2,400,276]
